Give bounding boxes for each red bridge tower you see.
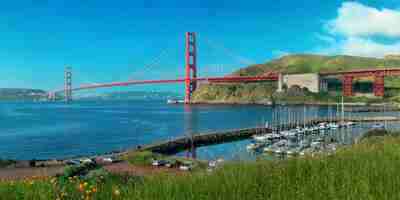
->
[65,67,72,102]
[184,32,197,104]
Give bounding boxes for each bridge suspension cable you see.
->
[203,36,256,67]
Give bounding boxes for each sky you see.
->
[0,0,400,93]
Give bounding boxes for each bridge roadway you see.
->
[53,75,278,93]
[138,116,400,155]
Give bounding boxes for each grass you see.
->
[3,134,400,199]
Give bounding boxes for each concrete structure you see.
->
[277,73,283,92]
[283,73,320,93]
[385,54,400,60]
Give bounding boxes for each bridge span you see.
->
[48,32,279,103]
[48,32,400,102]
[320,68,400,97]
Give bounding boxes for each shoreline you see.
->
[190,100,399,108]
[3,115,398,164]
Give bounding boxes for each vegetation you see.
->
[3,133,400,199]
[0,159,16,168]
[0,88,46,101]
[193,54,400,104]
[192,82,275,104]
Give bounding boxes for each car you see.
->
[80,158,93,164]
[102,157,114,163]
[165,161,176,168]
[179,165,192,171]
[66,159,81,166]
[152,160,169,166]
[208,160,217,168]
[179,161,194,171]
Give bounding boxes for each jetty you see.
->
[139,116,400,155]
[140,127,270,155]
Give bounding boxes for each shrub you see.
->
[0,159,16,168]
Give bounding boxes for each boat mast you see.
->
[341,95,345,123]
[384,103,387,129]
[336,102,339,123]
[303,105,306,128]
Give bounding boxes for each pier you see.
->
[139,116,400,155]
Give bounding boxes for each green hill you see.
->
[233,54,400,75]
[192,54,400,104]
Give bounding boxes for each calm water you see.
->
[0,100,399,160]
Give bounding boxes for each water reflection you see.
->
[183,105,199,158]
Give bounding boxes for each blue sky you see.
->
[0,0,399,93]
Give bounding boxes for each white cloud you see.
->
[328,2,400,37]
[272,50,291,58]
[315,34,336,44]
[317,2,400,58]
[340,37,400,57]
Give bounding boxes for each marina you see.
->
[140,116,396,156]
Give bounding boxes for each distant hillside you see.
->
[192,54,400,104]
[76,91,182,101]
[0,88,46,100]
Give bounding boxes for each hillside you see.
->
[0,88,46,101]
[233,54,400,75]
[192,54,400,104]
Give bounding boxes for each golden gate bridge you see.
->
[47,32,400,103]
[47,32,279,103]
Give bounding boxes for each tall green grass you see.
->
[2,136,400,199]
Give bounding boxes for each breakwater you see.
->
[140,127,270,155]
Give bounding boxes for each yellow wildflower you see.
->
[114,189,121,196]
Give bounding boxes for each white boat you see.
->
[286,150,295,155]
[371,123,384,129]
[252,135,270,142]
[274,148,283,154]
[263,147,273,153]
[318,123,328,130]
[346,121,356,126]
[246,143,261,151]
[274,140,288,147]
[295,127,305,134]
[308,126,319,132]
[287,131,298,138]
[310,141,322,149]
[328,123,339,129]
[280,130,291,137]
[167,99,178,104]
[303,127,313,133]
[270,133,282,139]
